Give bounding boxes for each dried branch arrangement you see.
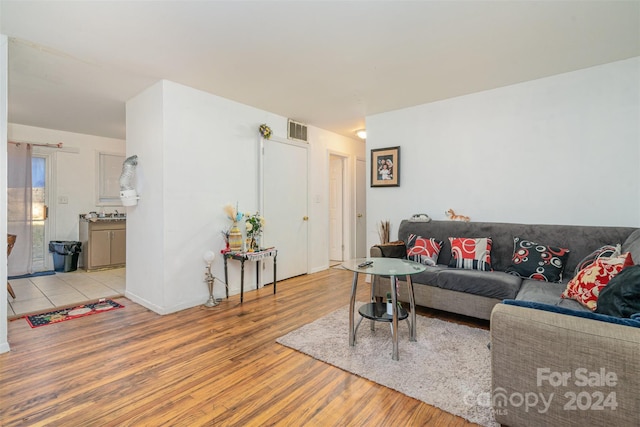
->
[378,220,390,244]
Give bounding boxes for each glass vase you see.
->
[246,236,259,252]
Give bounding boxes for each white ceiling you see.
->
[2,1,639,141]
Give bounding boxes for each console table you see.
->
[341,257,426,360]
[222,248,278,303]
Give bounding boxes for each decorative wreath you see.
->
[259,124,272,139]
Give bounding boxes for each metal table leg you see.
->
[223,256,229,299]
[348,271,359,346]
[369,275,376,331]
[273,252,277,295]
[390,274,399,361]
[256,261,260,290]
[240,259,245,303]
[407,274,416,342]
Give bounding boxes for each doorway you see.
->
[6,143,128,319]
[329,154,346,264]
[355,158,366,258]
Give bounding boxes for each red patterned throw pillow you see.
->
[562,252,634,310]
[448,237,493,271]
[406,234,443,266]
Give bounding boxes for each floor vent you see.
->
[288,119,308,142]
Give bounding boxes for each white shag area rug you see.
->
[276,303,498,427]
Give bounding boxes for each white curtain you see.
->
[7,143,32,276]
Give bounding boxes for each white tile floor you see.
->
[7,267,125,318]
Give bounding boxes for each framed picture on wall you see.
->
[371,146,400,187]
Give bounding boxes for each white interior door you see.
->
[355,158,366,258]
[262,138,308,281]
[329,155,344,261]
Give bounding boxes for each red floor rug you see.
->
[25,299,125,328]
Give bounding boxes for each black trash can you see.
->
[49,241,82,272]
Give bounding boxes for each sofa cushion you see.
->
[562,253,634,310]
[505,237,570,283]
[573,244,621,276]
[516,279,565,303]
[596,264,640,318]
[437,269,520,299]
[622,229,640,264]
[397,264,446,287]
[406,234,442,266]
[447,237,492,271]
[502,299,640,328]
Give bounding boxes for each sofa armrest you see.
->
[490,303,640,426]
[370,245,383,257]
[370,241,406,258]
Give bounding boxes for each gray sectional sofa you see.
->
[371,219,640,427]
[370,219,639,320]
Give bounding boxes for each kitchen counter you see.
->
[80,214,127,222]
[81,217,127,222]
[79,216,126,271]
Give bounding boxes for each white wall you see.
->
[7,124,125,243]
[126,80,364,314]
[1,34,10,353]
[124,82,165,312]
[366,57,640,247]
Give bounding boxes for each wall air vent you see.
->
[288,119,308,143]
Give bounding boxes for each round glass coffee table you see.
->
[342,257,426,361]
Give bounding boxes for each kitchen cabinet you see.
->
[79,219,126,271]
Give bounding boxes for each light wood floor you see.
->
[1,267,488,426]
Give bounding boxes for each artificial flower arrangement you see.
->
[222,204,265,252]
[223,203,244,223]
[245,212,265,238]
[259,123,272,139]
[245,212,265,251]
[221,228,230,247]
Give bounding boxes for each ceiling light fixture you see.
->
[356,129,367,139]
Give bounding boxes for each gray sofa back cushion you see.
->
[622,229,640,264]
[398,220,637,276]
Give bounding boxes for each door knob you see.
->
[303,216,309,221]
[357,213,363,218]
